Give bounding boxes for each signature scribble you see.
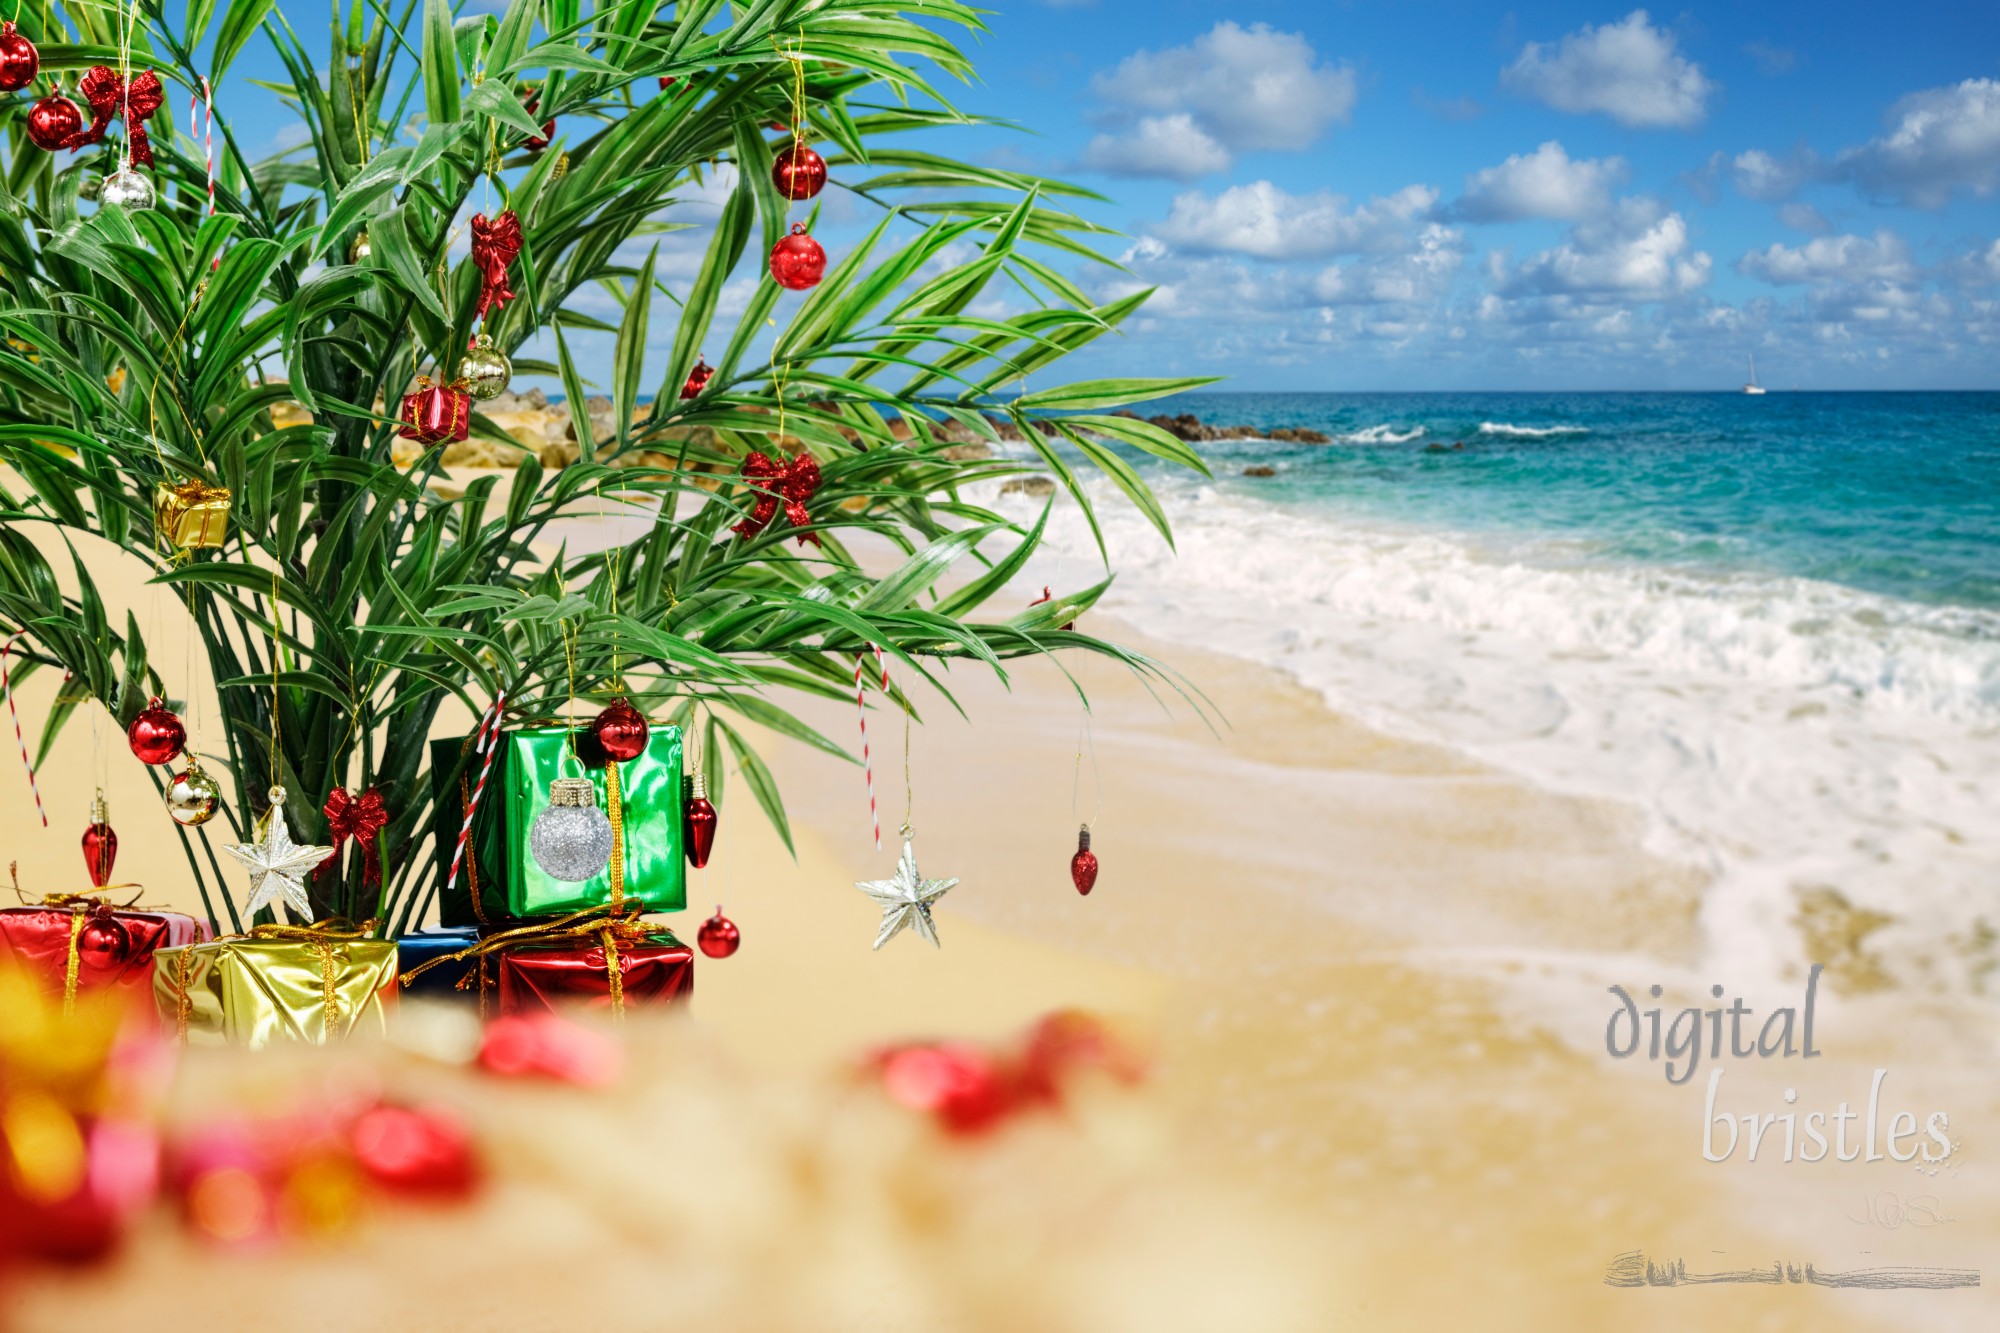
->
[1605,1250,1979,1290]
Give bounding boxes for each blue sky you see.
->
[225,2,2000,392]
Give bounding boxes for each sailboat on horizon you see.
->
[1742,354,1767,395]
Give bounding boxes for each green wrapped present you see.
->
[434,722,685,927]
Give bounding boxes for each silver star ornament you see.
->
[224,785,333,919]
[854,836,960,950]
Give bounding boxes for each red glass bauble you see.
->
[772,143,827,200]
[697,906,739,959]
[684,774,717,869]
[879,1042,1013,1134]
[769,222,826,291]
[82,822,118,887]
[1070,825,1097,895]
[348,1105,478,1197]
[127,697,186,766]
[27,92,81,152]
[588,697,649,763]
[659,76,677,92]
[680,357,712,400]
[0,21,40,92]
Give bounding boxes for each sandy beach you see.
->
[5,495,1997,1331]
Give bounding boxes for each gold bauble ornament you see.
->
[456,332,512,400]
[100,168,155,210]
[164,761,221,827]
[347,228,372,264]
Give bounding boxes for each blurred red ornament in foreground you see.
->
[697,905,739,958]
[769,222,826,290]
[349,1105,478,1198]
[771,143,827,200]
[479,1012,621,1087]
[869,1011,1142,1136]
[1070,825,1097,896]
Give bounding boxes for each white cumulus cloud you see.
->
[1835,78,2000,208]
[1499,198,1712,297]
[1737,231,1917,286]
[1502,10,1713,129]
[1153,181,1443,261]
[1084,22,1356,178]
[1452,141,1626,221]
[1731,148,1818,202]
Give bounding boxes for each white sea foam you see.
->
[995,475,2000,996]
[1477,422,1590,438]
[1336,424,1427,445]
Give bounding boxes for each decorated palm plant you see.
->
[0,0,1210,936]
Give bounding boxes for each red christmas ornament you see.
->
[27,92,82,151]
[878,1042,1014,1135]
[588,697,650,763]
[1028,586,1076,631]
[127,697,186,766]
[731,450,822,545]
[769,222,826,290]
[679,356,713,400]
[1070,824,1097,895]
[696,905,738,958]
[684,771,717,868]
[469,211,523,320]
[73,66,165,165]
[82,793,117,887]
[348,1104,478,1198]
[320,786,389,889]
[521,87,554,150]
[658,76,678,92]
[772,143,827,201]
[397,379,472,444]
[0,21,40,92]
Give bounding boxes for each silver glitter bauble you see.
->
[163,762,221,827]
[529,777,614,881]
[457,332,512,400]
[100,168,155,210]
[347,228,372,264]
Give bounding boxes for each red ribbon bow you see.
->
[71,66,165,166]
[320,787,390,889]
[470,211,524,320]
[732,451,822,546]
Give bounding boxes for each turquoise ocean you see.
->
[985,391,2000,993]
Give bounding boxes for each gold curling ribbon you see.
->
[171,947,194,1046]
[244,919,381,1037]
[400,904,654,1015]
[601,928,624,1019]
[605,759,624,911]
[62,911,86,1018]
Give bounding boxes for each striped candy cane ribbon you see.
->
[1,633,48,827]
[852,646,888,851]
[444,693,507,897]
[190,77,214,216]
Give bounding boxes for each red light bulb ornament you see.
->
[81,792,117,887]
[1070,824,1097,895]
[0,21,40,92]
[769,222,826,291]
[698,906,739,959]
[684,770,717,869]
[127,697,186,766]
[27,91,82,151]
[772,143,826,201]
[588,697,649,763]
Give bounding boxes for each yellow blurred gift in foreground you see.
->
[153,921,397,1048]
[152,476,232,550]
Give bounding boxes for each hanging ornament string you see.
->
[444,693,508,900]
[1,632,48,827]
[189,76,214,216]
[852,644,888,851]
[268,566,282,794]
[1071,709,1100,830]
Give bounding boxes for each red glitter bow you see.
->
[320,787,390,889]
[470,211,523,320]
[732,451,822,546]
[70,66,165,166]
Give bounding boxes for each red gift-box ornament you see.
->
[470,211,523,320]
[731,450,822,546]
[71,65,165,166]
[320,786,389,889]
[398,378,472,444]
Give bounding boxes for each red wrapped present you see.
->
[1,876,210,1013]
[398,377,473,444]
[401,906,692,1019]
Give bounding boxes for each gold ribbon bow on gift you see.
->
[9,864,149,1017]
[400,904,655,1018]
[164,918,380,1043]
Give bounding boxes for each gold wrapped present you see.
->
[153,920,398,1048]
[153,477,232,550]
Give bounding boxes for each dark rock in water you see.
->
[1242,465,1277,478]
[1141,412,1323,444]
[1267,427,1331,444]
[1000,475,1057,497]
[1423,441,1468,454]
